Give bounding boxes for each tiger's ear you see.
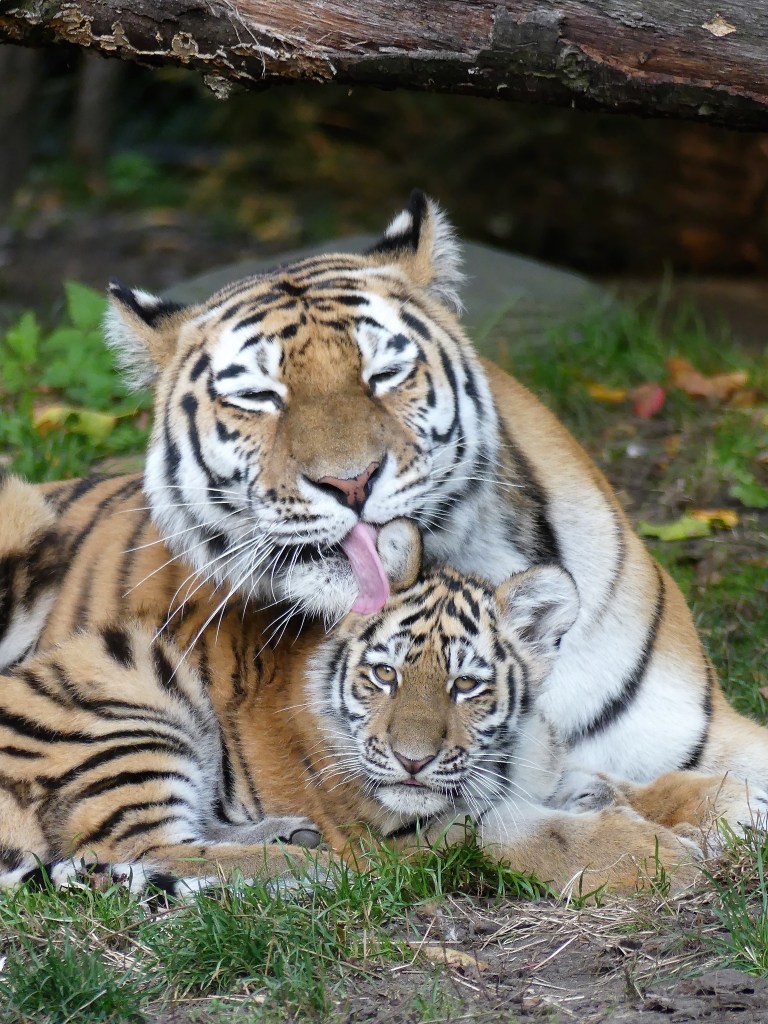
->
[496,566,579,657]
[376,519,422,592]
[104,281,198,390]
[367,191,464,312]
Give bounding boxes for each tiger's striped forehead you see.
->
[201,255,412,336]
[354,570,505,673]
[183,256,442,407]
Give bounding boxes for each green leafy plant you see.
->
[0,282,151,482]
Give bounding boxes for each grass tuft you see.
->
[0,934,145,1024]
[706,827,768,975]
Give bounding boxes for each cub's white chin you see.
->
[277,555,358,624]
[376,784,452,818]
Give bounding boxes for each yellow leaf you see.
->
[689,509,739,530]
[407,942,490,972]
[663,434,682,457]
[666,358,748,401]
[585,383,627,403]
[33,405,116,443]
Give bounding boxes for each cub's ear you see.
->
[367,190,464,313]
[376,519,422,592]
[104,281,198,390]
[496,565,579,657]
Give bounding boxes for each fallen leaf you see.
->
[702,14,737,36]
[585,382,627,403]
[663,434,682,457]
[630,382,665,418]
[33,405,116,443]
[407,942,490,972]
[689,509,740,530]
[638,516,712,542]
[666,357,748,401]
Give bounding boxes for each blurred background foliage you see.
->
[3,47,768,326]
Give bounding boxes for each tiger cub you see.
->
[0,497,762,895]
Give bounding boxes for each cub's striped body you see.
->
[1,191,767,889]
[1,508,760,895]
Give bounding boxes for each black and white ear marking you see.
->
[368,190,464,313]
[104,279,192,390]
[108,280,186,328]
[496,565,579,656]
[370,190,429,256]
[375,519,422,592]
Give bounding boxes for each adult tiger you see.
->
[3,191,768,791]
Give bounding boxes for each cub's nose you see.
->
[393,750,435,776]
[314,461,381,515]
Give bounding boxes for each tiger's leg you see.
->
[36,841,335,899]
[418,802,703,896]
[554,767,768,852]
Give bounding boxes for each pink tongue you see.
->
[341,523,390,614]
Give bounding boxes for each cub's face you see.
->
[106,194,498,621]
[308,560,579,827]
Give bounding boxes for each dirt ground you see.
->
[149,890,768,1023]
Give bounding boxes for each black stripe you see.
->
[38,738,196,790]
[568,567,666,744]
[76,768,195,801]
[679,661,715,770]
[189,352,210,381]
[497,422,560,565]
[0,745,43,759]
[102,627,135,669]
[52,474,106,514]
[78,798,188,848]
[66,479,143,631]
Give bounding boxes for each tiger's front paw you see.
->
[551,770,619,813]
[211,815,323,849]
[262,815,323,848]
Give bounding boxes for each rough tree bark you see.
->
[1,1,767,129]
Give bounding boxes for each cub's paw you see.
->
[246,815,323,849]
[551,770,618,813]
[206,815,322,848]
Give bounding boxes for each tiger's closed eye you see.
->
[223,390,283,411]
[371,664,398,688]
[451,675,483,698]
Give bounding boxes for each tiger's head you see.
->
[105,192,499,621]
[308,521,579,830]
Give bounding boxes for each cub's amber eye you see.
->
[372,664,397,687]
[452,675,482,697]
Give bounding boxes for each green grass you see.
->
[705,827,768,976]
[0,841,546,1023]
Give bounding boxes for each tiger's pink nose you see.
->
[316,461,380,514]
[393,751,435,776]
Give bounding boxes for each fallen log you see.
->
[1,1,767,129]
